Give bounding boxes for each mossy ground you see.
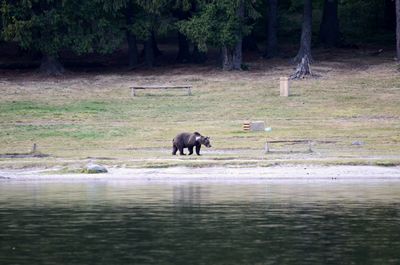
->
[0,50,399,169]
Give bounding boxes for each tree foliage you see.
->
[177,0,259,52]
[0,0,397,73]
[1,0,126,56]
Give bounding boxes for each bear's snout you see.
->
[203,137,211,148]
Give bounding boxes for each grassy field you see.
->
[0,50,399,169]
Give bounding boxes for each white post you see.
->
[308,140,313,153]
[280,77,290,97]
[264,142,270,153]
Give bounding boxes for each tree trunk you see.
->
[151,32,162,57]
[384,0,396,30]
[144,37,154,67]
[243,34,259,52]
[232,40,242,70]
[396,0,400,60]
[234,0,244,69]
[39,54,64,75]
[126,32,138,69]
[176,32,191,63]
[264,0,278,58]
[290,54,312,79]
[319,0,340,47]
[174,7,192,63]
[294,0,312,63]
[192,45,207,64]
[222,0,244,71]
[125,3,138,69]
[221,46,242,71]
[222,46,235,70]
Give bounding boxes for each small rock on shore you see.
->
[82,164,108,174]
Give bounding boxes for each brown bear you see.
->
[172,132,211,155]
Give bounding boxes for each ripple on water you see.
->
[0,180,400,265]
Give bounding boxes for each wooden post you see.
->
[265,142,270,153]
[280,77,290,97]
[31,143,37,154]
[188,87,192,96]
[131,87,136,97]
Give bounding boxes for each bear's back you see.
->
[173,132,201,147]
[173,132,190,144]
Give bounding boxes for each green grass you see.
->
[0,55,399,168]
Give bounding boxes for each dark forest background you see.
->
[0,0,398,76]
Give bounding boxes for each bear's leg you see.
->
[179,146,186,155]
[188,146,194,155]
[195,144,201,155]
[172,145,178,155]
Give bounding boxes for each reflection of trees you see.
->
[173,185,204,208]
[2,185,400,265]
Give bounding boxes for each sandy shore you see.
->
[1,165,400,183]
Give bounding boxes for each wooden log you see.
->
[243,122,251,131]
[130,85,192,97]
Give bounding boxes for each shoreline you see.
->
[1,165,400,183]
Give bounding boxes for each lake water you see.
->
[1,178,400,265]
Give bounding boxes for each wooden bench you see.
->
[265,140,313,153]
[130,85,192,97]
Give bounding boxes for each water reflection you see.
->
[173,186,204,207]
[0,180,400,265]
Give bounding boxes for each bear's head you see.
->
[196,136,211,147]
[203,136,212,147]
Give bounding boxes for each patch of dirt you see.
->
[0,153,50,159]
[0,45,396,83]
